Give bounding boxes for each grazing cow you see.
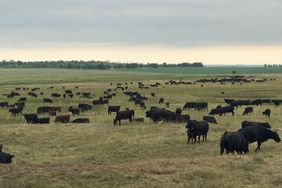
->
[78,103,92,112]
[18,97,27,102]
[113,110,134,125]
[195,102,208,111]
[209,106,234,116]
[9,108,22,116]
[37,106,53,114]
[146,108,174,123]
[241,121,271,129]
[251,99,263,106]
[262,109,271,118]
[15,102,25,108]
[220,131,249,155]
[272,99,282,106]
[203,116,217,124]
[151,93,155,97]
[24,114,38,124]
[0,102,9,108]
[55,115,70,123]
[28,92,37,98]
[51,93,61,98]
[0,152,14,164]
[159,98,164,104]
[71,118,90,123]
[239,125,281,151]
[224,99,235,105]
[186,120,209,143]
[230,100,250,108]
[43,98,53,103]
[68,107,80,115]
[243,107,253,115]
[108,105,120,114]
[183,102,196,110]
[183,102,208,111]
[36,118,50,124]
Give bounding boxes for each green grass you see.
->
[0,68,281,187]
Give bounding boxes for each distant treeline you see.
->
[264,64,282,68]
[0,60,204,70]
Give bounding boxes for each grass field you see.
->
[0,68,281,188]
[124,66,282,75]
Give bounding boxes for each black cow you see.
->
[183,102,196,110]
[272,99,282,106]
[262,109,271,118]
[37,106,53,114]
[71,118,90,123]
[108,105,120,114]
[195,102,208,111]
[209,106,234,116]
[243,107,253,115]
[251,99,263,106]
[0,152,14,164]
[186,120,209,143]
[68,107,80,115]
[159,98,164,104]
[51,93,61,98]
[230,100,250,108]
[224,99,235,105]
[241,121,271,129]
[0,144,14,164]
[239,125,281,151]
[9,108,22,116]
[203,116,217,124]
[43,98,53,103]
[113,110,134,125]
[0,102,9,108]
[78,103,92,112]
[24,114,38,124]
[28,92,37,98]
[145,108,174,123]
[18,97,27,102]
[220,131,249,155]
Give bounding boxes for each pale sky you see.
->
[1,0,282,64]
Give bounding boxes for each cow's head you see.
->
[273,131,281,143]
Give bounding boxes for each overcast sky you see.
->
[1,0,282,64]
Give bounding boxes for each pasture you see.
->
[0,68,282,188]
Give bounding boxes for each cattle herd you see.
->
[0,76,281,164]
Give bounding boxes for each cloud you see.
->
[0,0,282,47]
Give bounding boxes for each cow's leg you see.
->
[255,142,261,152]
[119,120,121,126]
